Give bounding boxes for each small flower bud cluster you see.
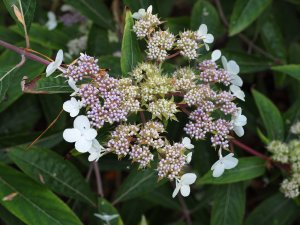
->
[267,140,289,163]
[184,84,216,106]
[147,30,175,61]
[64,53,99,82]
[117,78,140,113]
[216,91,237,115]
[210,119,233,149]
[157,143,186,180]
[107,124,139,157]
[129,145,154,168]
[176,31,199,60]
[148,99,177,120]
[281,179,300,198]
[133,12,161,38]
[173,67,196,91]
[138,121,165,149]
[131,63,160,83]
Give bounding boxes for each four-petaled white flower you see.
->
[63,115,97,153]
[88,139,106,162]
[211,49,221,62]
[232,107,247,137]
[172,173,197,198]
[221,56,243,87]
[182,137,194,149]
[211,153,238,177]
[230,85,245,101]
[46,50,64,77]
[196,24,214,51]
[132,5,153,20]
[186,152,193,164]
[63,97,82,117]
[94,213,119,224]
[45,11,57,30]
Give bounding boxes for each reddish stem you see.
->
[166,52,180,60]
[139,111,146,124]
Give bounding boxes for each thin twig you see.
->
[140,111,146,124]
[176,188,192,225]
[93,162,104,197]
[166,52,180,60]
[85,164,94,182]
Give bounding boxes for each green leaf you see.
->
[0,163,83,225]
[0,204,25,225]
[166,17,190,34]
[3,0,36,31]
[229,0,272,36]
[121,10,142,76]
[8,146,97,206]
[0,64,20,104]
[245,193,300,225]
[198,157,266,185]
[63,0,113,29]
[96,198,124,225]
[252,89,285,140]
[271,64,300,81]
[191,0,222,37]
[114,168,163,203]
[211,182,245,225]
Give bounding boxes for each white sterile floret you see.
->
[46,49,64,76]
[63,97,82,117]
[94,213,119,223]
[63,115,97,153]
[230,85,245,101]
[221,56,243,87]
[182,137,194,149]
[231,107,247,137]
[172,173,197,198]
[196,24,214,51]
[45,11,57,30]
[211,152,238,177]
[186,152,193,164]
[211,49,221,62]
[132,5,152,20]
[291,121,300,135]
[88,139,106,162]
[68,78,79,96]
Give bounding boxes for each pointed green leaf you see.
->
[96,198,124,225]
[271,64,300,81]
[8,146,97,207]
[0,163,83,225]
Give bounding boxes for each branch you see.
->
[93,162,104,197]
[166,52,180,60]
[140,111,146,124]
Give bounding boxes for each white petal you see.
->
[181,173,197,185]
[88,152,100,162]
[132,12,141,19]
[63,128,81,143]
[211,50,221,62]
[172,183,181,198]
[180,185,191,197]
[233,126,244,137]
[186,152,193,163]
[69,109,80,117]
[83,128,97,141]
[221,56,228,70]
[204,34,214,44]
[204,43,210,51]
[212,162,225,177]
[46,62,56,77]
[230,75,243,87]
[228,60,240,75]
[234,115,247,126]
[147,5,153,13]
[230,85,245,101]
[182,137,194,149]
[223,154,238,169]
[63,98,76,113]
[74,115,91,131]
[198,24,208,35]
[46,12,57,30]
[75,138,92,153]
[68,78,79,92]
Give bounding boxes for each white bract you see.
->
[211,152,238,177]
[230,85,245,101]
[68,78,79,96]
[211,49,221,62]
[94,213,118,224]
[63,97,82,117]
[182,137,194,149]
[196,24,214,51]
[88,139,106,162]
[63,115,97,153]
[232,107,247,137]
[46,50,64,76]
[45,11,57,30]
[221,56,243,87]
[186,152,193,164]
[172,173,197,198]
[132,5,152,20]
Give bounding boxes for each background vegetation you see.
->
[0,0,300,224]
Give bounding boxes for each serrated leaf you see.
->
[245,193,300,225]
[191,0,222,37]
[8,146,97,206]
[63,0,113,29]
[229,0,272,36]
[198,157,266,185]
[114,168,163,203]
[96,198,124,225]
[0,163,83,225]
[252,89,285,140]
[211,182,245,225]
[121,10,142,76]
[271,64,300,81]
[3,0,36,31]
